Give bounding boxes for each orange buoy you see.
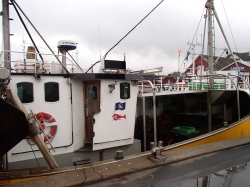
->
[36,112,57,142]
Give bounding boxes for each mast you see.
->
[205,0,214,133]
[206,0,214,89]
[2,0,11,70]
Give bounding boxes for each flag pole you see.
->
[177,50,181,72]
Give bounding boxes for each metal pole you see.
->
[60,50,67,74]
[192,45,195,75]
[2,0,10,170]
[206,0,214,89]
[213,6,240,74]
[2,0,11,70]
[236,88,240,121]
[178,53,180,72]
[160,77,163,92]
[200,9,207,87]
[11,0,70,74]
[138,80,157,147]
[153,88,157,147]
[223,103,227,123]
[142,97,146,151]
[207,91,212,132]
[31,135,58,169]
[206,0,213,132]
[11,0,44,62]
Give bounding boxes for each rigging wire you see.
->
[66,51,83,72]
[10,0,44,61]
[98,22,102,60]
[178,7,206,72]
[86,0,164,73]
[85,60,100,73]
[12,0,70,74]
[221,0,238,53]
[103,0,164,60]
[27,139,40,167]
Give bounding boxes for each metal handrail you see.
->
[138,74,250,94]
[0,50,82,72]
[138,80,158,148]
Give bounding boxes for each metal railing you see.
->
[0,50,83,73]
[138,74,250,94]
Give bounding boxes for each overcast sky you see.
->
[1,0,250,74]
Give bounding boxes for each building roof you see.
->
[220,60,250,71]
[233,52,250,61]
[170,72,181,79]
[200,55,235,71]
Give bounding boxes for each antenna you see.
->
[187,41,202,75]
[98,22,101,60]
[22,39,25,59]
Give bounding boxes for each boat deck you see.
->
[4,136,250,187]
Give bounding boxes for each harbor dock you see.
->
[5,135,250,187]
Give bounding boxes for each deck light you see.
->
[108,83,115,93]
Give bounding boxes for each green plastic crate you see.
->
[171,126,196,136]
[188,82,225,90]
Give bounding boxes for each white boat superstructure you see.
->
[1,47,143,168]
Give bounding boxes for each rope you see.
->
[27,139,40,167]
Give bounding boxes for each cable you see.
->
[27,139,40,167]
[85,61,100,73]
[103,0,164,60]
[85,0,164,73]
[67,51,83,72]
[81,168,87,185]
[179,7,206,72]
[10,0,44,61]
[221,0,238,52]
[86,0,164,73]
[12,0,70,74]
[86,1,164,73]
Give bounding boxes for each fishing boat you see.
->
[0,0,250,184]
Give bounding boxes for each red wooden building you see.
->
[163,52,250,84]
[183,54,237,75]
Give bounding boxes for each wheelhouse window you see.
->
[120,83,130,99]
[17,82,34,103]
[45,82,59,102]
[88,85,98,100]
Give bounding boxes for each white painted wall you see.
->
[93,80,138,150]
[7,76,139,162]
[8,75,75,162]
[70,79,85,151]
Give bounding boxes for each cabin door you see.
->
[84,81,100,145]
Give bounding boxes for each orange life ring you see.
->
[36,112,57,142]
